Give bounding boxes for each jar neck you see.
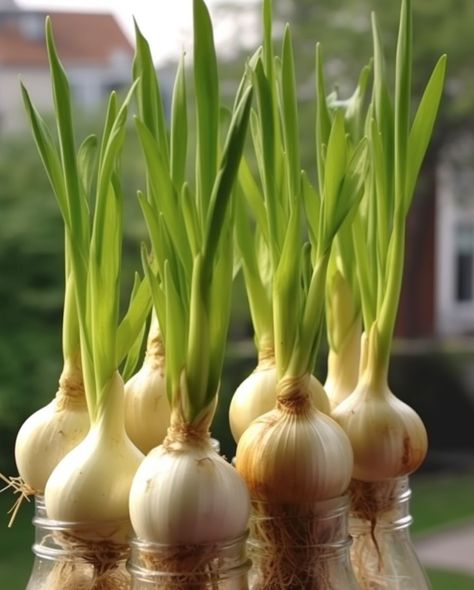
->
[250,494,351,546]
[128,533,250,586]
[31,496,129,562]
[248,496,355,589]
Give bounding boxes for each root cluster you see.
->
[248,502,344,590]
[134,543,223,590]
[349,479,402,590]
[41,532,129,590]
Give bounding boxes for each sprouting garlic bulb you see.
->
[229,357,330,443]
[130,437,250,545]
[125,344,170,454]
[236,375,353,503]
[332,378,428,481]
[15,359,89,494]
[45,371,143,539]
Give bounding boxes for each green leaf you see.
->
[164,260,188,406]
[140,244,167,344]
[133,19,169,161]
[45,17,88,253]
[203,86,253,276]
[185,255,209,419]
[194,0,219,223]
[135,117,192,275]
[273,204,302,375]
[238,156,270,245]
[394,0,412,214]
[170,53,188,190]
[301,170,321,256]
[235,187,273,345]
[315,43,332,193]
[120,273,150,382]
[77,134,98,200]
[281,25,300,199]
[180,183,201,258]
[405,55,447,213]
[322,110,347,250]
[206,227,234,406]
[20,83,69,226]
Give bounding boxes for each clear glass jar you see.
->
[248,495,360,590]
[349,476,431,590]
[128,533,250,589]
[25,496,131,590]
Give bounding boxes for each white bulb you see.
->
[15,375,89,494]
[130,440,250,544]
[125,363,170,454]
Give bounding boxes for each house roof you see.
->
[0,11,133,67]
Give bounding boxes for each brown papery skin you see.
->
[331,379,428,482]
[236,375,353,504]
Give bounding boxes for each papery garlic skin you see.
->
[236,377,353,503]
[125,363,170,455]
[45,372,143,537]
[130,438,250,544]
[15,361,89,494]
[230,362,330,443]
[125,319,170,454]
[332,380,428,481]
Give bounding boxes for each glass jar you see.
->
[248,495,360,590]
[349,476,430,590]
[128,533,250,589]
[25,496,130,590]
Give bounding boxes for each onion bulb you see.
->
[125,316,170,454]
[130,405,250,545]
[236,373,353,589]
[332,375,427,482]
[14,355,89,495]
[229,350,330,443]
[236,374,353,503]
[45,371,143,541]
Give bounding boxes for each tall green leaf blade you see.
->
[238,156,270,245]
[322,110,347,248]
[194,0,219,222]
[235,189,273,345]
[315,43,332,194]
[281,25,300,199]
[21,83,69,226]
[77,134,98,200]
[394,0,412,214]
[120,273,149,381]
[203,86,253,275]
[405,55,447,212]
[133,20,169,161]
[170,53,188,190]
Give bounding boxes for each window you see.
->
[455,224,474,302]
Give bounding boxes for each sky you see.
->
[17,0,260,65]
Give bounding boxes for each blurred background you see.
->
[1,0,474,588]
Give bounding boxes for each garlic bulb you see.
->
[332,378,428,481]
[15,358,89,494]
[230,354,330,443]
[45,372,143,539]
[236,374,353,503]
[130,434,250,544]
[125,323,170,454]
